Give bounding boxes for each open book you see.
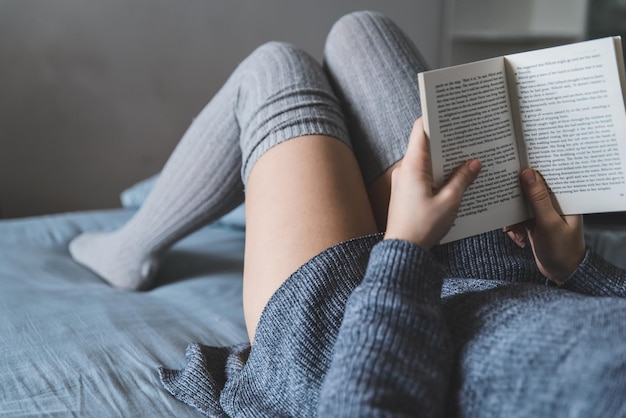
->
[419,36,626,243]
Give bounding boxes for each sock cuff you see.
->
[241,117,351,185]
[234,41,352,186]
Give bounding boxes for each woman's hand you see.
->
[504,168,586,284]
[384,118,481,249]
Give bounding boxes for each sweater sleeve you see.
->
[317,239,452,418]
[559,249,626,297]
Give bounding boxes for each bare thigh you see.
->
[367,161,400,232]
[243,135,378,341]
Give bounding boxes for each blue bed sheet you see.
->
[0,209,247,417]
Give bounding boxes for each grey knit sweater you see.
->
[159,230,626,417]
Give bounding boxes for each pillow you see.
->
[120,175,159,209]
[120,175,245,230]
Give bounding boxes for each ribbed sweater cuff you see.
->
[560,249,626,297]
[363,239,444,302]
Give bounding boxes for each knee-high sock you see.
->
[323,10,429,185]
[69,42,349,290]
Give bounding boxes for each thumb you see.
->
[443,160,482,197]
[520,168,560,223]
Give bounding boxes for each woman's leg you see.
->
[323,11,429,230]
[244,136,377,341]
[70,71,245,290]
[234,44,377,341]
[70,42,370,294]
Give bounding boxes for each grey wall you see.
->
[0,0,443,218]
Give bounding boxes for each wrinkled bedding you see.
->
[0,209,247,416]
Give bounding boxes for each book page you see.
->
[506,37,626,214]
[419,58,529,243]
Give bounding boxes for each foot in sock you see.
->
[69,231,159,291]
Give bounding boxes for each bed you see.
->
[0,177,248,416]
[1,176,625,416]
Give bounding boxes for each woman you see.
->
[70,11,626,417]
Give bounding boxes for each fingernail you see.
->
[467,160,481,175]
[521,169,536,185]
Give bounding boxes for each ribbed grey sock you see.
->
[69,42,349,290]
[324,11,429,184]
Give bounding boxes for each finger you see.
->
[520,168,561,224]
[502,223,527,247]
[505,228,528,248]
[502,223,524,233]
[441,159,482,198]
[404,118,433,182]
